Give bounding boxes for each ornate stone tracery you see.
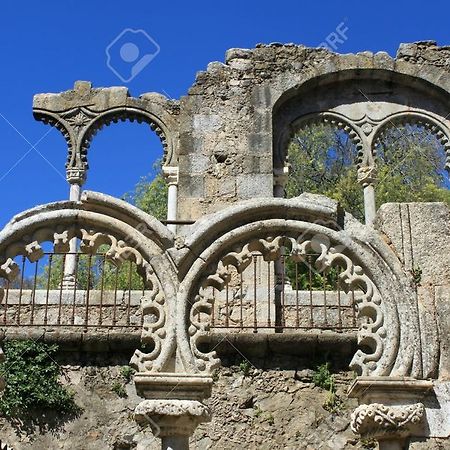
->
[188,232,386,376]
[33,81,179,185]
[351,402,425,439]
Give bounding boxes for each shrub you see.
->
[0,340,77,418]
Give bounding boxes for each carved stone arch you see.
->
[78,107,172,169]
[372,111,450,172]
[276,111,365,169]
[269,52,450,174]
[33,82,180,182]
[0,191,178,373]
[31,109,78,169]
[176,196,422,379]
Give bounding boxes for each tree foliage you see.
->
[286,123,450,221]
[124,160,168,221]
[0,340,78,418]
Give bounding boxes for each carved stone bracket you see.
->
[135,399,211,445]
[133,374,212,449]
[351,402,425,440]
[349,376,433,447]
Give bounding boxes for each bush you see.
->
[0,340,77,418]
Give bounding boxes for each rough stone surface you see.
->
[0,363,447,449]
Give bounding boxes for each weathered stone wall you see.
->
[375,202,450,381]
[0,355,448,450]
[175,41,450,220]
[0,352,371,450]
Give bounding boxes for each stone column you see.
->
[358,166,377,226]
[273,165,290,330]
[273,165,289,198]
[162,167,179,234]
[134,372,213,450]
[62,169,85,289]
[135,399,211,450]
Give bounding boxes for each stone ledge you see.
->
[348,376,434,404]
[134,372,213,402]
[204,330,357,358]
[0,328,141,351]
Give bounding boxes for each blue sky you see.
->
[0,0,449,227]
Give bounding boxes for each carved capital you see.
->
[162,166,179,186]
[135,399,211,438]
[351,402,424,440]
[66,167,87,185]
[357,165,378,187]
[273,165,290,188]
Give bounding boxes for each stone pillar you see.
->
[134,373,213,450]
[62,169,85,289]
[163,167,179,234]
[273,165,289,198]
[349,377,433,449]
[135,400,210,450]
[358,166,377,226]
[273,165,290,329]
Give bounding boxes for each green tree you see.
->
[35,160,168,291]
[286,123,450,221]
[124,160,168,220]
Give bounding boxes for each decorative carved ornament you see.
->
[33,82,175,184]
[0,225,167,367]
[135,399,211,437]
[351,402,425,440]
[357,166,378,187]
[188,234,385,376]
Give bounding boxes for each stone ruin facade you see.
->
[0,41,449,449]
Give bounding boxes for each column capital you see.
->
[135,399,211,438]
[162,166,179,186]
[66,168,86,186]
[349,377,433,446]
[357,165,377,187]
[351,402,425,441]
